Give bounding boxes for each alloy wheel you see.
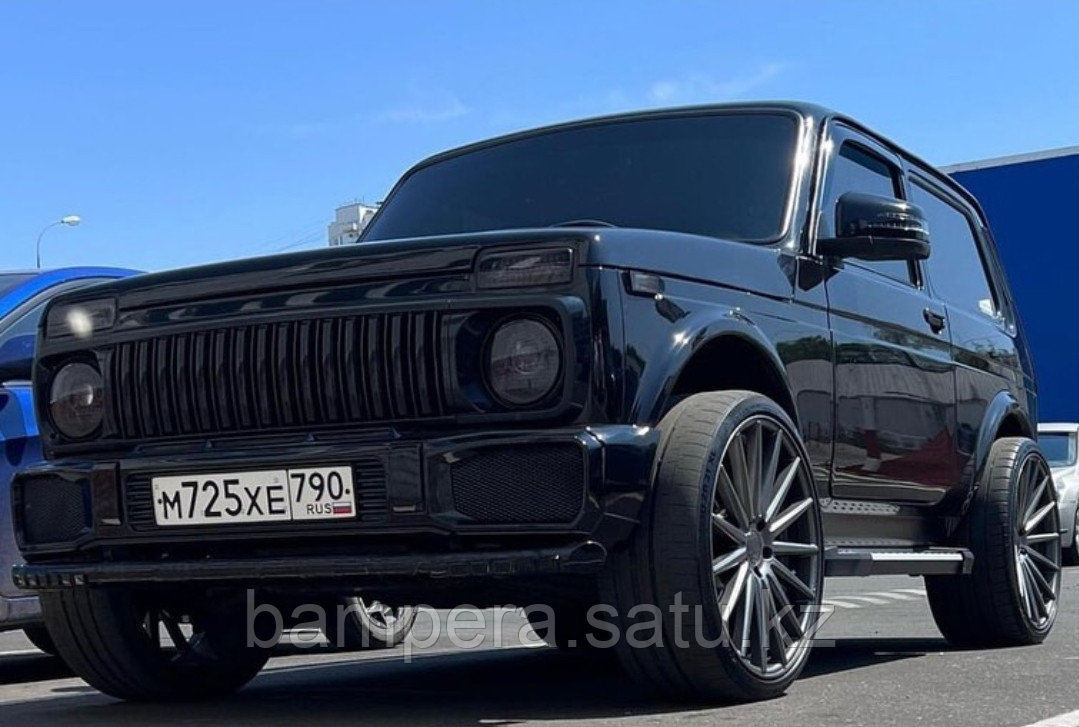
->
[1014,454,1061,629]
[348,597,417,639]
[142,606,233,667]
[710,415,822,678]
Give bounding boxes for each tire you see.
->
[1064,509,1079,567]
[22,625,57,656]
[600,391,824,702]
[926,437,1061,647]
[41,587,270,701]
[323,597,417,650]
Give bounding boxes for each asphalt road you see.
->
[3,573,1079,726]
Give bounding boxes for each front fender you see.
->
[625,298,794,427]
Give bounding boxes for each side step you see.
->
[824,546,973,577]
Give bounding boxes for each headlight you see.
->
[49,362,105,439]
[486,318,561,406]
[46,299,116,339]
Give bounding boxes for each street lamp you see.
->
[35,215,82,269]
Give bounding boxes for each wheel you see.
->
[323,597,417,649]
[41,587,270,701]
[600,390,824,702]
[1064,509,1079,567]
[22,625,57,656]
[926,437,1061,647]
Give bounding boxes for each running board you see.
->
[824,547,973,577]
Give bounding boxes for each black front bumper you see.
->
[12,425,656,590]
[12,542,607,590]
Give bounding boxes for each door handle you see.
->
[923,308,947,334]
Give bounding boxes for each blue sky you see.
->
[2,1,1078,273]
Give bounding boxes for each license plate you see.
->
[151,466,355,527]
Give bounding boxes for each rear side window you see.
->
[910,180,997,318]
[818,143,914,284]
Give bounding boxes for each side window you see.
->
[819,142,914,284]
[909,180,997,318]
[0,301,48,350]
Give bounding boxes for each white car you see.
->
[1039,423,1079,565]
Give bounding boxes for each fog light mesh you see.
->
[18,477,91,545]
[450,444,585,524]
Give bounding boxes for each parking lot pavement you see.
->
[3,573,1079,726]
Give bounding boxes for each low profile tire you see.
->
[1063,510,1079,567]
[22,625,58,656]
[601,391,824,702]
[323,597,417,650]
[41,587,270,702]
[926,437,1061,647]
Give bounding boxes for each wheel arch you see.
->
[968,390,1036,489]
[648,326,799,429]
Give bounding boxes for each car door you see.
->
[817,122,959,504]
[906,167,1026,493]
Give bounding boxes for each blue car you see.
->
[0,267,138,652]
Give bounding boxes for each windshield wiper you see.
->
[549,219,618,228]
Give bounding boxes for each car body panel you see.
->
[1040,422,1079,546]
[0,267,139,630]
[10,104,1037,598]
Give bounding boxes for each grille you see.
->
[19,477,91,545]
[450,444,585,524]
[108,312,446,440]
[124,458,389,530]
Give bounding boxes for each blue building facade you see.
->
[948,149,1079,423]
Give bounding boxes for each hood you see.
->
[53,229,601,313]
[56,227,795,308]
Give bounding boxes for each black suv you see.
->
[13,103,1059,703]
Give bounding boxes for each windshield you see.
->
[364,112,800,244]
[1039,432,1077,467]
[0,273,33,299]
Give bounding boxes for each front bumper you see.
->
[12,425,657,590]
[13,543,606,590]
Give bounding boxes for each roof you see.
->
[408,100,837,172]
[943,145,1079,174]
[364,99,987,244]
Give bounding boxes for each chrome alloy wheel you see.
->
[710,414,822,678]
[1014,455,1061,629]
[347,597,417,641]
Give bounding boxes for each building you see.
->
[327,203,378,246]
[946,147,1079,421]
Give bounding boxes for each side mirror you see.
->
[0,334,35,383]
[817,192,930,262]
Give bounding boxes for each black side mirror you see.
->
[817,192,930,262]
[0,334,35,383]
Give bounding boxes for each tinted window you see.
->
[0,300,46,349]
[910,180,996,317]
[1040,432,1077,467]
[819,143,913,284]
[0,274,33,298]
[365,113,799,243]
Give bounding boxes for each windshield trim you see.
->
[361,106,808,247]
